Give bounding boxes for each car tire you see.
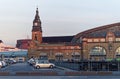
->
[36,66,40,69]
[50,65,53,68]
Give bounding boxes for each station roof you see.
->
[72,22,120,43]
[42,36,74,43]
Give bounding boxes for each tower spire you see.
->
[32,7,42,43]
[35,7,39,19]
[34,7,40,23]
[32,7,42,32]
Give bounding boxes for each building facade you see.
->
[28,8,81,61]
[17,8,120,61]
[72,23,120,61]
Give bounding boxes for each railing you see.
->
[51,61,120,71]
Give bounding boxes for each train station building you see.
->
[16,8,120,62]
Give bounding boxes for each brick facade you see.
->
[18,8,120,61]
[28,8,81,61]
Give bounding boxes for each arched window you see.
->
[116,47,120,56]
[71,52,80,61]
[55,52,63,61]
[90,46,106,56]
[35,34,37,41]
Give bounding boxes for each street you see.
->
[0,63,33,72]
[0,76,120,79]
[0,63,120,79]
[0,62,75,75]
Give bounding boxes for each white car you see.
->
[1,61,7,67]
[0,61,7,68]
[8,59,17,64]
[34,60,55,69]
[0,61,2,68]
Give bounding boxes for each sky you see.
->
[0,0,120,46]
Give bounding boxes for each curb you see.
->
[65,71,112,76]
[0,72,10,76]
[0,71,114,76]
[15,71,58,76]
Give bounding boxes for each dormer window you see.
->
[106,32,115,42]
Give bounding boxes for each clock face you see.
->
[34,23,38,26]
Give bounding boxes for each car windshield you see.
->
[37,60,49,63]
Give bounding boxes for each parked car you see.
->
[0,61,3,68]
[33,60,55,69]
[0,61,7,68]
[1,61,7,67]
[7,59,17,64]
[18,59,24,63]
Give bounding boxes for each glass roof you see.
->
[0,51,27,57]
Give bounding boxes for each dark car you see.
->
[7,59,17,64]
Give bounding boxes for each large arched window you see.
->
[71,52,80,61]
[116,47,120,56]
[90,46,106,56]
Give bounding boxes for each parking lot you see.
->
[1,61,120,76]
[0,62,75,76]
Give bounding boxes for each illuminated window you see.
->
[108,37,113,42]
[88,39,92,42]
[94,39,99,42]
[90,46,106,56]
[100,39,105,42]
[70,47,74,49]
[116,38,120,42]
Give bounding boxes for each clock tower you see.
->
[32,8,42,44]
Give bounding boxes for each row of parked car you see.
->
[0,59,17,68]
[28,58,55,69]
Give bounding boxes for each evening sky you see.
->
[0,0,120,46]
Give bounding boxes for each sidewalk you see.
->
[55,66,78,76]
[56,66,77,71]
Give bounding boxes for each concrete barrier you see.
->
[65,71,112,76]
[0,72,9,76]
[16,71,58,76]
[29,72,58,76]
[8,71,114,76]
[65,71,97,76]
[65,71,81,76]
[16,72,29,76]
[97,71,112,76]
[81,71,97,76]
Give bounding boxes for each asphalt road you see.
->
[0,63,34,72]
[0,63,120,78]
[0,76,120,79]
[0,62,74,75]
